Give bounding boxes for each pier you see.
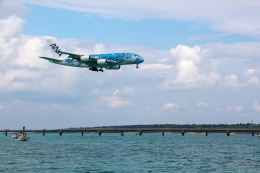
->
[1,128,259,136]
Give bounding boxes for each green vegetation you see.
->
[72,123,260,129]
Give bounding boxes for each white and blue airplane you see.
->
[39,39,144,72]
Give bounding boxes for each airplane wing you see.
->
[38,56,63,62]
[57,50,118,64]
[57,50,83,59]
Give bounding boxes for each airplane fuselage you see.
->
[51,52,144,68]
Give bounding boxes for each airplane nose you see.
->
[140,57,144,63]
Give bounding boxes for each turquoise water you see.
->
[0,133,260,172]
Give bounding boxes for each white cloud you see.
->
[197,102,208,108]
[219,70,259,89]
[12,99,25,105]
[159,45,221,90]
[21,0,260,36]
[254,100,260,112]
[0,0,29,17]
[98,96,132,108]
[0,104,4,109]
[113,90,120,96]
[0,15,25,44]
[226,106,244,112]
[161,102,179,111]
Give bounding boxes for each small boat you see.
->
[12,132,30,141]
[257,133,260,137]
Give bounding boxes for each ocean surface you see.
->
[0,132,260,172]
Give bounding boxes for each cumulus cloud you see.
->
[162,103,178,110]
[219,70,259,89]
[159,45,221,90]
[21,0,260,36]
[254,100,260,112]
[197,102,208,108]
[161,102,180,112]
[98,96,132,108]
[226,106,244,112]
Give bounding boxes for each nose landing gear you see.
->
[136,64,139,69]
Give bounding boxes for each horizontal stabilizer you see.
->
[38,56,63,62]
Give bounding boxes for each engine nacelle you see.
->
[80,55,91,62]
[97,59,107,65]
[104,65,121,70]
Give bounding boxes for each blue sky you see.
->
[1,0,260,129]
[23,4,258,49]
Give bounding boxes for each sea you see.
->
[0,132,260,172]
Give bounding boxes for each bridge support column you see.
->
[98,131,102,136]
[206,131,208,136]
[162,131,164,136]
[59,131,63,136]
[121,131,124,136]
[139,131,142,136]
[252,132,254,137]
[181,131,185,136]
[81,131,84,136]
[226,131,230,136]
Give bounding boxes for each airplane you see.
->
[39,39,144,72]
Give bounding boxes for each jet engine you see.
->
[104,65,120,70]
[80,55,91,62]
[97,59,107,65]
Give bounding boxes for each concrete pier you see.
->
[1,128,260,137]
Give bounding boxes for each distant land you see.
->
[68,123,260,130]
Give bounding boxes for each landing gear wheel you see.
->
[136,64,139,69]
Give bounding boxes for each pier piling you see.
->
[252,131,254,137]
[121,131,124,136]
[226,131,230,136]
[81,131,84,136]
[162,131,164,136]
[98,131,102,136]
[5,131,7,136]
[206,131,208,136]
[59,131,63,136]
[139,131,142,136]
[181,131,185,136]
[43,132,45,136]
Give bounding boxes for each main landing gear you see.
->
[89,67,103,72]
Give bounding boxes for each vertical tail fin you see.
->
[46,39,63,58]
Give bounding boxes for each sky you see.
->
[1,0,260,129]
